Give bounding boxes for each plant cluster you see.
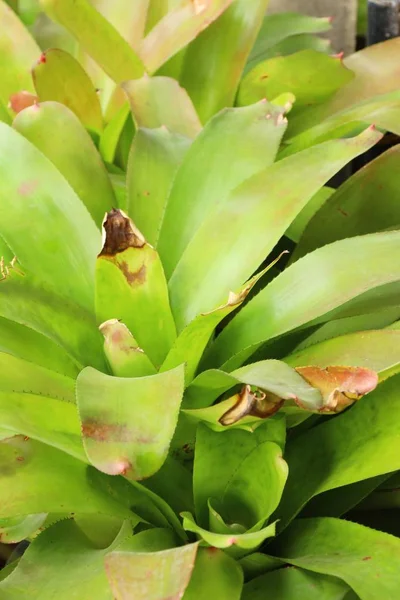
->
[0,1,400,598]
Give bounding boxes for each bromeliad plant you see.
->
[1,1,400,598]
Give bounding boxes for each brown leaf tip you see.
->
[219,385,284,426]
[100,209,146,256]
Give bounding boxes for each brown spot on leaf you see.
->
[100,209,145,256]
[18,180,38,196]
[119,261,147,286]
[219,384,284,426]
[82,420,132,443]
[16,456,24,462]
[296,366,378,413]
[363,556,372,561]
[9,91,38,114]
[337,207,349,217]
[38,52,47,64]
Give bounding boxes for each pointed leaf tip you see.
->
[100,209,145,256]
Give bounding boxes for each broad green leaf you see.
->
[0,122,100,313]
[247,12,332,70]
[262,33,332,61]
[0,351,75,400]
[0,392,85,461]
[288,37,400,136]
[162,258,285,385]
[181,511,276,557]
[143,456,194,515]
[157,101,288,278]
[293,146,400,260]
[99,103,131,164]
[238,51,353,116]
[274,517,400,600]
[194,422,288,529]
[13,101,115,227]
[123,76,202,138]
[180,0,269,122]
[242,566,350,600]
[126,127,191,246]
[0,317,79,378]
[183,546,243,600]
[286,186,335,243]
[0,514,47,544]
[0,437,137,519]
[96,210,176,367]
[0,519,130,600]
[276,375,400,529]
[77,365,184,479]
[105,542,198,600]
[239,553,282,581]
[139,0,233,74]
[282,91,400,157]
[40,0,145,83]
[0,98,11,124]
[0,270,106,372]
[169,128,381,331]
[32,49,103,136]
[100,319,156,378]
[208,230,400,370]
[286,330,400,381]
[0,0,40,113]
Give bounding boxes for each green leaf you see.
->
[157,101,288,279]
[247,12,332,70]
[0,317,79,378]
[0,270,106,372]
[0,122,100,313]
[77,365,185,479]
[13,101,115,227]
[285,329,400,382]
[286,186,335,243]
[143,456,194,515]
[293,146,400,260]
[183,546,243,600]
[242,566,350,600]
[40,0,145,83]
[239,553,282,581]
[162,259,285,385]
[290,37,400,136]
[95,210,176,367]
[100,319,156,378]
[180,0,269,122]
[169,128,381,332]
[0,437,137,519]
[208,230,400,370]
[238,51,354,116]
[99,103,130,163]
[139,0,233,74]
[273,517,400,600]
[181,511,276,557]
[32,49,103,136]
[126,127,191,246]
[0,0,40,113]
[276,374,400,529]
[0,514,47,544]
[105,542,198,600]
[123,76,202,138]
[193,421,288,529]
[0,519,130,600]
[262,33,332,61]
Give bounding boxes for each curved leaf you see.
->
[157,101,288,278]
[208,230,400,370]
[0,122,100,313]
[77,365,184,479]
[13,101,115,227]
[194,422,288,529]
[183,546,243,600]
[126,127,191,246]
[274,517,400,600]
[0,514,47,544]
[180,0,269,122]
[32,49,103,135]
[100,319,156,378]
[293,145,400,260]
[40,0,145,83]
[105,542,198,600]
[139,0,233,74]
[123,75,202,138]
[169,128,381,331]
[276,374,400,529]
[0,0,40,112]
